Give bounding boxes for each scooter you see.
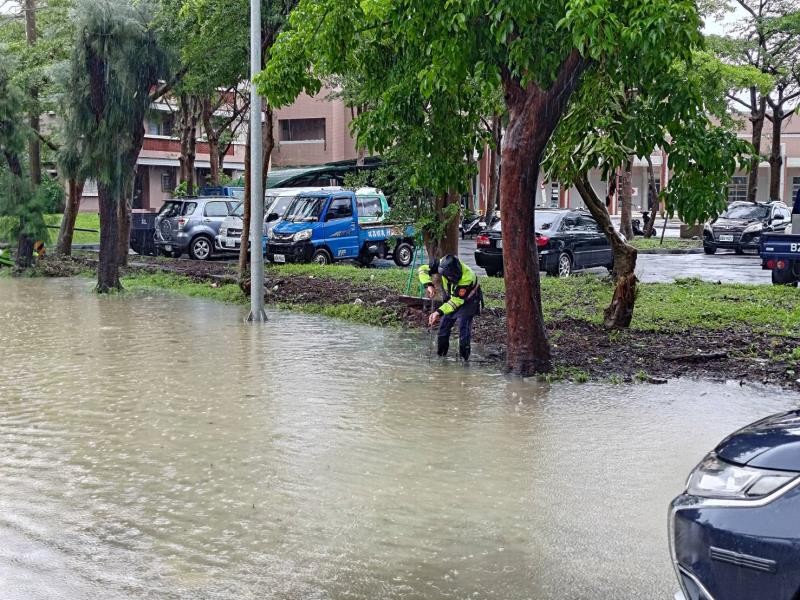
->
[460,213,484,239]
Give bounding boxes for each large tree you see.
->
[707,0,800,201]
[62,0,170,292]
[544,52,755,328]
[260,0,703,375]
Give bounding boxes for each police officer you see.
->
[419,255,481,361]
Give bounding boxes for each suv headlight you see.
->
[742,222,763,234]
[293,229,312,242]
[686,453,798,500]
[220,228,227,237]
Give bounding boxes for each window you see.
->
[204,201,230,217]
[357,196,382,218]
[289,172,335,186]
[727,176,748,203]
[161,171,176,193]
[327,197,353,220]
[561,216,579,232]
[578,215,601,233]
[550,182,560,208]
[279,118,326,142]
[147,112,174,137]
[792,176,800,201]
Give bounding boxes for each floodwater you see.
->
[1,278,798,600]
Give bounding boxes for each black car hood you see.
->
[715,410,800,471]
[712,218,760,231]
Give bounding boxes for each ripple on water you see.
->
[1,277,799,600]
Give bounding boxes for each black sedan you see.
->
[670,410,800,600]
[474,209,614,277]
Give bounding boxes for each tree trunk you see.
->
[619,159,634,240]
[201,97,221,187]
[117,182,132,267]
[238,127,252,276]
[575,175,638,329]
[768,109,783,200]
[500,50,586,376]
[24,0,41,186]
[178,93,199,196]
[15,235,34,270]
[56,178,85,256]
[97,181,121,292]
[423,190,460,259]
[748,94,766,203]
[644,156,659,238]
[117,125,145,267]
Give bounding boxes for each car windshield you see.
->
[158,201,195,218]
[231,201,244,217]
[722,204,770,220]
[267,196,295,219]
[284,195,326,222]
[490,212,560,233]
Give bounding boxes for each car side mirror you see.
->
[266,212,279,222]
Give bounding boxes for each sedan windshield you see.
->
[284,196,326,222]
[722,204,769,220]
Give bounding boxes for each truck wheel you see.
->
[484,266,503,278]
[772,267,798,286]
[703,245,717,255]
[313,248,333,265]
[189,236,213,261]
[735,246,744,255]
[393,242,414,267]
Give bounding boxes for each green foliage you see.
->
[171,181,189,198]
[0,54,48,245]
[62,0,171,199]
[37,176,66,213]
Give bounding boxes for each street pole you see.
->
[247,0,266,322]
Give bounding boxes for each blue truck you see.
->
[265,190,416,267]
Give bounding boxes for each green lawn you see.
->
[44,213,100,245]
[123,263,800,337]
[630,238,701,250]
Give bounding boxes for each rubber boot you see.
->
[459,339,471,361]
[437,336,450,357]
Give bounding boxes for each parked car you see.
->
[214,187,342,255]
[266,190,414,266]
[473,209,614,277]
[703,200,791,255]
[669,410,800,600]
[153,197,239,260]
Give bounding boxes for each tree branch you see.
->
[148,66,188,102]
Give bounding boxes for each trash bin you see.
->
[130,210,157,256]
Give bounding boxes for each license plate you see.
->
[496,240,503,249]
[719,235,734,242]
[164,245,172,251]
[273,254,286,263]
[225,238,236,248]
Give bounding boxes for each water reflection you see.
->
[1,278,797,599]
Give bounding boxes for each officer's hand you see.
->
[428,312,440,327]
[425,286,436,299]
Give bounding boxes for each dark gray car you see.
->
[154,197,238,260]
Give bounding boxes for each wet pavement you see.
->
[458,239,772,285]
[2,277,799,599]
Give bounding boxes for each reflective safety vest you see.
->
[418,258,479,316]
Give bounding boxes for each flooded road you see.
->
[1,278,798,600]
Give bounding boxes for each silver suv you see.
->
[154,197,239,260]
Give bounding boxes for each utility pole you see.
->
[247,0,266,322]
[24,0,41,185]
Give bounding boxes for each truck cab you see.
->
[266,190,414,267]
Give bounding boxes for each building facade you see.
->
[79,89,360,212]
